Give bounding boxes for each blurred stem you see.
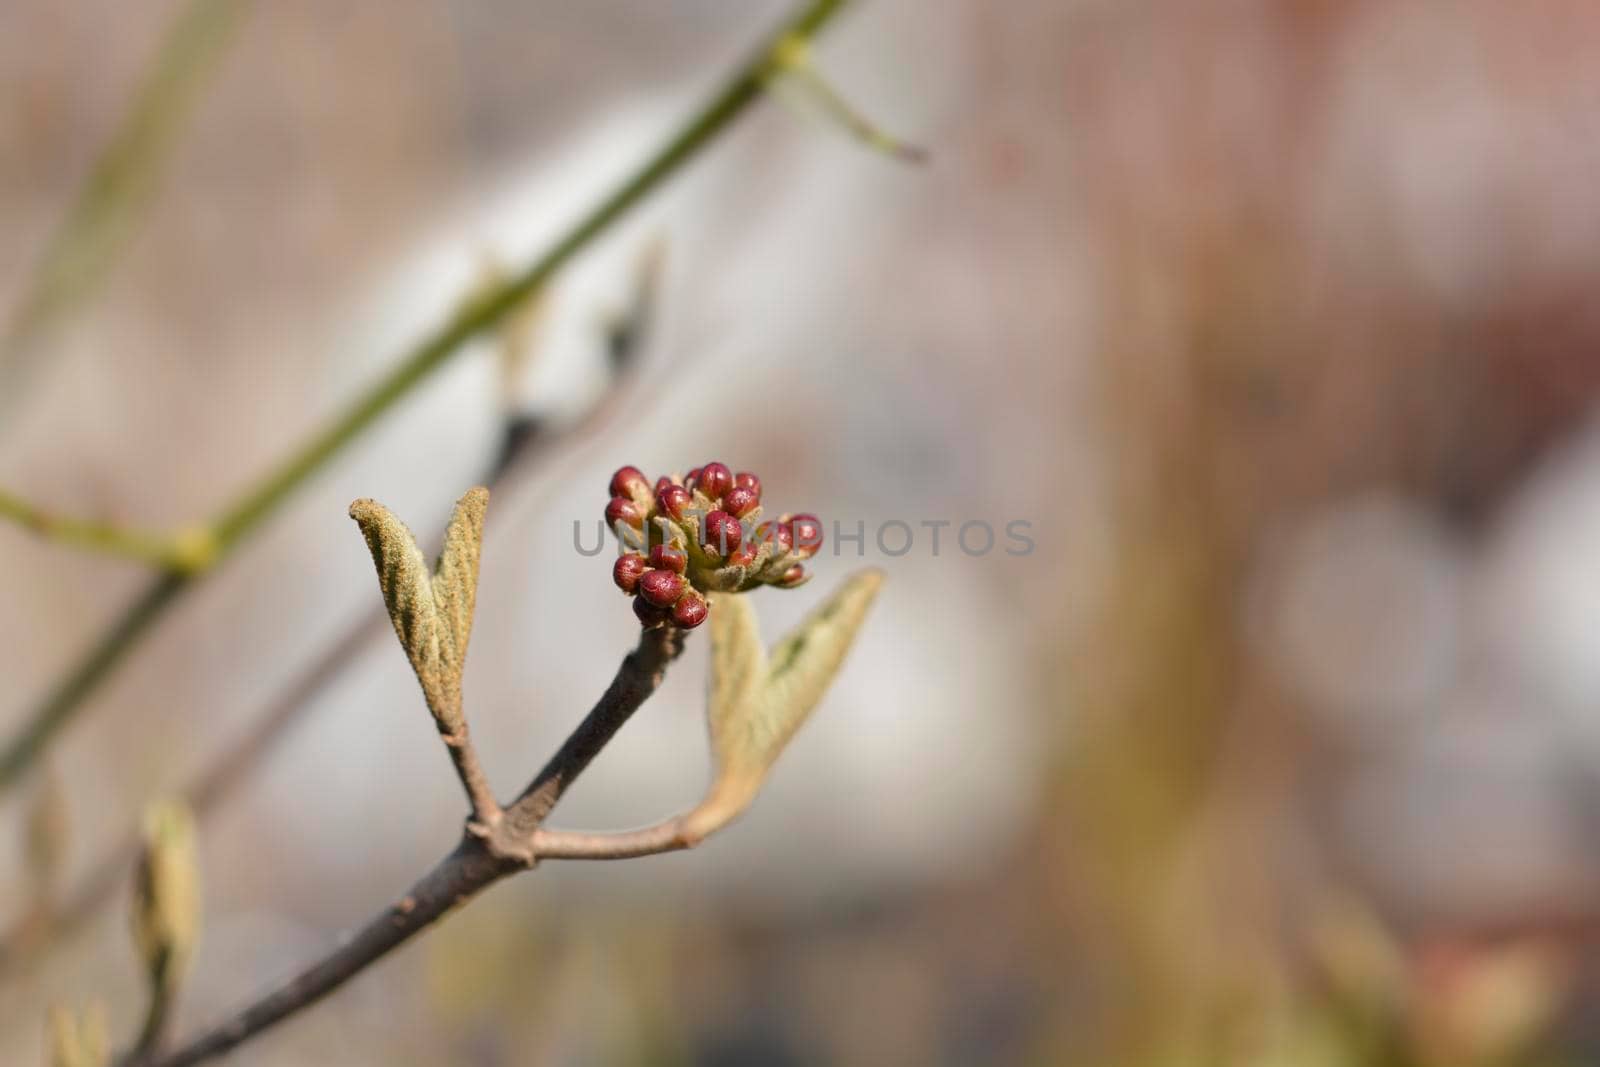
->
[0,490,208,571]
[1,0,254,400]
[0,0,852,798]
[764,33,926,164]
[131,963,177,1060]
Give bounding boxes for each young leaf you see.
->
[348,488,489,732]
[46,1003,108,1067]
[131,800,200,998]
[683,569,883,841]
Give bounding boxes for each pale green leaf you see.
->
[131,800,199,996]
[683,569,883,842]
[47,1003,108,1067]
[348,487,489,731]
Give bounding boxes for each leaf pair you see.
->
[349,489,488,733]
[682,568,884,842]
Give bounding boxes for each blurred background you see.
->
[5,0,1600,1063]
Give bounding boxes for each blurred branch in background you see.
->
[0,244,664,982]
[763,32,927,165]
[0,491,209,572]
[0,0,853,799]
[0,0,255,426]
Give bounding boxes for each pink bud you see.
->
[639,568,687,608]
[698,462,733,501]
[755,520,793,556]
[722,486,758,518]
[727,538,758,568]
[657,484,691,520]
[648,544,687,574]
[612,553,647,594]
[606,497,644,530]
[609,466,650,500]
[633,595,670,627]
[778,564,807,587]
[789,513,823,559]
[734,471,762,498]
[672,591,709,629]
[702,509,743,556]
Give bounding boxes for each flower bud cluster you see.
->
[605,462,824,628]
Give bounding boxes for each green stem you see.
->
[0,0,852,797]
[0,490,199,570]
[2,0,254,386]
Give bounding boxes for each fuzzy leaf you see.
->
[683,569,883,841]
[707,592,767,747]
[47,1004,108,1067]
[349,488,489,731]
[131,800,199,996]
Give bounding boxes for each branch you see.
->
[130,965,177,1060]
[439,724,500,828]
[0,282,662,981]
[124,626,687,1067]
[0,489,208,571]
[0,0,853,798]
[0,0,255,412]
[531,818,697,861]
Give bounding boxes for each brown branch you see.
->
[440,725,501,827]
[0,247,666,983]
[125,625,686,1067]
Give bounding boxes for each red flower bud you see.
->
[778,564,807,587]
[672,591,709,629]
[686,466,703,488]
[654,475,677,496]
[648,544,687,574]
[606,496,644,530]
[722,486,758,518]
[633,595,670,627]
[727,538,758,568]
[698,462,733,501]
[612,553,647,594]
[609,465,650,500]
[755,519,794,556]
[702,509,743,556]
[639,568,687,608]
[734,471,762,497]
[657,484,691,520]
[789,513,823,559]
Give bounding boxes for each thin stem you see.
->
[131,967,177,1060]
[121,838,504,1067]
[127,626,687,1067]
[532,818,694,861]
[0,489,201,570]
[0,0,852,798]
[0,286,661,981]
[1,0,255,400]
[440,725,500,826]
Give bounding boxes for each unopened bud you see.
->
[131,801,200,998]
